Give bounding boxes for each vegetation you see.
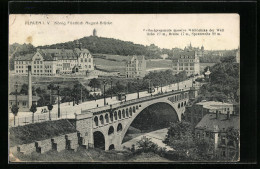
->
[11,105,19,126]
[29,104,37,123]
[47,104,53,120]
[164,121,214,161]
[196,55,239,104]
[9,119,76,147]
[9,43,36,70]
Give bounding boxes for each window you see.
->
[179,63,183,66]
[23,101,26,106]
[89,65,91,68]
[34,61,36,64]
[85,58,87,62]
[190,63,194,66]
[184,63,189,66]
[179,67,183,70]
[40,61,42,64]
[81,58,83,62]
[37,61,39,64]
[89,58,91,62]
[222,150,226,157]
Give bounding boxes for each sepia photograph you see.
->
[8,14,240,163]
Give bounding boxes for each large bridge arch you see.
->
[120,99,180,145]
[93,131,105,150]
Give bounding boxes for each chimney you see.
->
[227,111,230,120]
[216,110,219,119]
[28,65,32,109]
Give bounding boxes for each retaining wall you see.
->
[17,142,36,155]
[51,135,66,152]
[36,139,52,154]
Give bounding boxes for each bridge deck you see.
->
[82,88,190,115]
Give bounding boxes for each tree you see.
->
[11,105,19,126]
[220,55,236,63]
[47,83,55,104]
[137,136,159,153]
[19,84,28,95]
[30,104,37,123]
[47,103,53,120]
[88,78,100,92]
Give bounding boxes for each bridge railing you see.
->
[86,88,190,113]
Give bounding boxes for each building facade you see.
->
[125,55,146,78]
[184,101,235,128]
[9,95,40,112]
[172,51,200,76]
[195,113,239,160]
[14,42,94,76]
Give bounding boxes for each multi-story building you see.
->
[195,113,239,160]
[172,50,200,76]
[125,55,146,78]
[184,101,235,128]
[14,42,94,76]
[9,95,40,112]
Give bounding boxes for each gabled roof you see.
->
[14,53,35,61]
[172,51,196,60]
[195,113,239,132]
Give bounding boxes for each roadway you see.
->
[9,76,203,123]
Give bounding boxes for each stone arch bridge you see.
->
[75,87,198,151]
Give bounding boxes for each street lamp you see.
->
[110,78,113,99]
[103,80,107,106]
[14,82,18,107]
[57,85,60,118]
[160,82,163,93]
[137,78,139,99]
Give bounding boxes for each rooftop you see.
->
[195,113,239,132]
[9,95,40,101]
[196,101,233,110]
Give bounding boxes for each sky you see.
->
[9,14,240,50]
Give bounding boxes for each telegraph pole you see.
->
[110,78,113,99]
[57,85,60,118]
[81,85,82,103]
[137,78,139,99]
[103,80,107,106]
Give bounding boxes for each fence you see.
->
[9,111,72,127]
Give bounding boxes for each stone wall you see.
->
[11,132,82,155]
[51,135,66,152]
[36,139,52,154]
[65,132,79,151]
[17,142,36,155]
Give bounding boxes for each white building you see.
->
[14,42,94,76]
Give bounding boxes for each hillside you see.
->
[38,36,164,59]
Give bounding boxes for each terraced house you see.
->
[171,50,200,76]
[125,55,146,78]
[14,42,94,76]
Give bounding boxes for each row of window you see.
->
[15,61,30,64]
[80,58,92,62]
[34,61,43,64]
[16,70,28,73]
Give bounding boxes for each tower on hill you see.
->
[93,29,97,36]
